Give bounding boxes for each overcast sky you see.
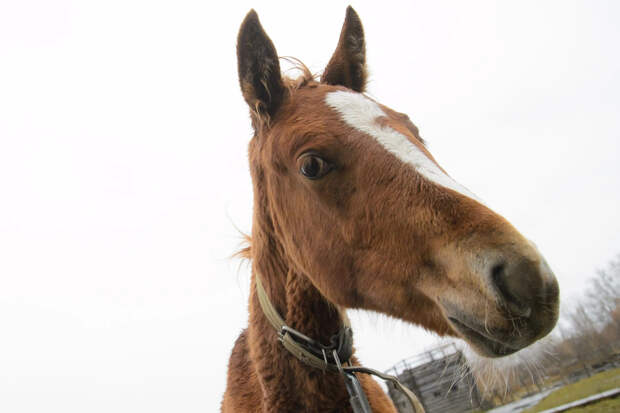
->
[1,1,619,412]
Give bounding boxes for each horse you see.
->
[222,7,559,412]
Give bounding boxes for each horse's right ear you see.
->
[237,10,284,122]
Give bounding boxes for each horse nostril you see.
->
[491,263,506,286]
[491,261,533,318]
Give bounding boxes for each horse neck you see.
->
[249,224,345,351]
[247,216,351,409]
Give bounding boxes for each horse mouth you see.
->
[447,316,520,357]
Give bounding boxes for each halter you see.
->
[255,275,425,413]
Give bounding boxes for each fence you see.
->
[385,343,481,413]
[385,340,620,413]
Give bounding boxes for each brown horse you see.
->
[222,7,559,412]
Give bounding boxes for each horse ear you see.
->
[321,6,367,92]
[237,10,285,120]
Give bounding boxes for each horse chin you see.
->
[447,316,521,358]
[437,300,530,358]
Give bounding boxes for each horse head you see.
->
[236,7,559,358]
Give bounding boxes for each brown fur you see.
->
[223,7,559,412]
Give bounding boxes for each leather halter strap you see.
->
[255,275,425,413]
[256,275,353,371]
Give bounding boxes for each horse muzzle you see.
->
[437,245,560,358]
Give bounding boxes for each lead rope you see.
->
[255,276,425,413]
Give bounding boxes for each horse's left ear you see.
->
[321,6,367,92]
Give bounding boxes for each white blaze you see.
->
[325,90,481,202]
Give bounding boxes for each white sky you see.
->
[1,1,619,412]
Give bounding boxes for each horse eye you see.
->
[299,154,331,180]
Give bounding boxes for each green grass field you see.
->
[564,397,620,412]
[523,367,620,413]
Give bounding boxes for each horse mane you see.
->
[234,233,252,261]
[280,56,318,92]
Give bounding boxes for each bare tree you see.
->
[586,254,620,327]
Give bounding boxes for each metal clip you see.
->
[333,350,373,413]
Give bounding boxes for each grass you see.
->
[565,397,620,412]
[522,367,620,413]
